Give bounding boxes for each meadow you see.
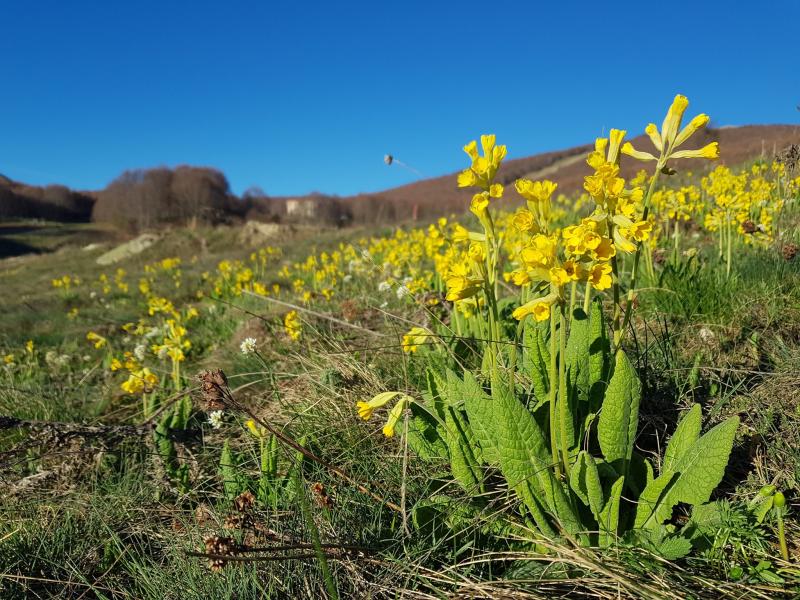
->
[2,95,800,599]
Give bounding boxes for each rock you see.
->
[96,233,160,265]
[237,221,284,246]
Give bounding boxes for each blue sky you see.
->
[1,1,798,197]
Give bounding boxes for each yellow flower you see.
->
[622,94,717,165]
[470,192,489,217]
[3,354,14,365]
[25,340,34,354]
[401,327,431,353]
[512,293,558,322]
[245,419,268,438]
[284,310,302,341]
[445,274,482,301]
[548,267,571,287]
[382,396,411,437]
[356,391,399,421]
[86,331,108,349]
[512,209,536,232]
[670,142,719,160]
[588,263,613,290]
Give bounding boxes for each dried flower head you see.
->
[203,535,240,572]
[198,369,230,411]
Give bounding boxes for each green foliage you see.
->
[404,302,740,556]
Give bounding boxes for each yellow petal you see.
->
[463,140,478,160]
[670,141,719,160]
[673,113,709,148]
[607,129,627,164]
[621,142,657,162]
[645,123,663,152]
[661,94,689,146]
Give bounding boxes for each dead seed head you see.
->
[198,369,230,411]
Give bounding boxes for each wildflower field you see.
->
[2,96,800,598]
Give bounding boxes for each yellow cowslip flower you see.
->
[445,274,482,301]
[110,358,123,371]
[548,267,571,287]
[512,293,558,322]
[401,326,431,353]
[382,396,411,437]
[245,418,268,439]
[588,263,613,290]
[356,391,399,421]
[284,310,302,341]
[458,135,507,191]
[670,142,719,160]
[512,209,536,233]
[624,220,653,242]
[121,367,158,395]
[67,307,79,320]
[3,354,14,365]
[515,178,558,204]
[591,237,616,261]
[622,94,718,166]
[25,340,34,354]
[470,192,490,217]
[562,260,583,281]
[468,242,486,263]
[86,331,107,349]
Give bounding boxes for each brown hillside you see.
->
[339,125,799,223]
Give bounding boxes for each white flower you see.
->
[89,291,97,299]
[396,285,411,299]
[378,281,392,293]
[380,301,388,308]
[45,350,58,366]
[402,276,413,285]
[134,344,147,361]
[360,249,372,261]
[208,410,224,429]
[343,274,353,283]
[240,337,257,355]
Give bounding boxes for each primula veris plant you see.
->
[359,95,738,555]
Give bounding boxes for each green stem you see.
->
[778,512,789,561]
[569,281,577,315]
[726,219,733,279]
[548,309,561,479]
[617,168,662,349]
[558,303,570,477]
[583,279,592,314]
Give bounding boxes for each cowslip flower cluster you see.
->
[284,310,302,341]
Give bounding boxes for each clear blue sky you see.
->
[1,1,798,197]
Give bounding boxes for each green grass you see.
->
[1,216,800,598]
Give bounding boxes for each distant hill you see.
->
[335,124,800,223]
[1,125,797,228]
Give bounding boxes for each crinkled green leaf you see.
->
[492,380,581,534]
[663,404,702,472]
[443,401,482,492]
[598,350,640,476]
[598,476,624,547]
[406,402,448,460]
[636,416,739,530]
[523,318,550,402]
[588,300,610,411]
[462,371,500,465]
[570,451,604,519]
